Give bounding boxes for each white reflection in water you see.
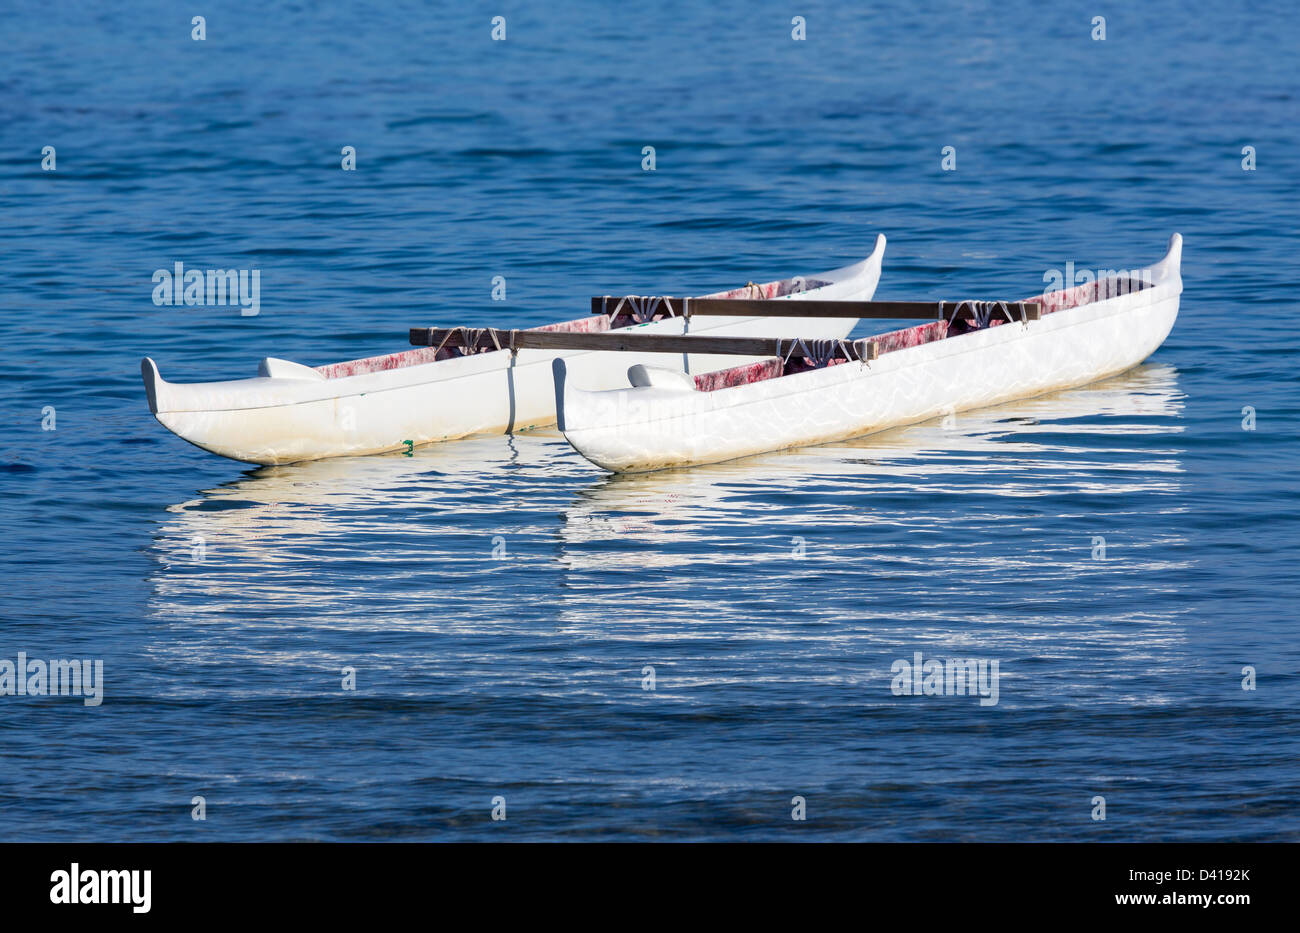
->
[559,362,1186,564]
[145,363,1193,706]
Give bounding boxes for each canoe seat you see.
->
[258,357,327,381]
[627,365,697,391]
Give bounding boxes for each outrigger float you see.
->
[549,234,1182,473]
[142,236,886,465]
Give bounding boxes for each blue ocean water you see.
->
[0,1,1297,841]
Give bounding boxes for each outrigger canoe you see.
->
[142,236,886,464]
[553,234,1182,473]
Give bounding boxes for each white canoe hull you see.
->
[143,236,886,465]
[558,235,1183,473]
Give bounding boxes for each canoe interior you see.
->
[601,277,831,327]
[693,273,1155,393]
[313,269,823,381]
[315,313,613,379]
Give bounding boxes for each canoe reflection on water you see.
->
[144,356,1193,718]
[556,361,1185,568]
[149,361,1184,586]
[150,431,566,567]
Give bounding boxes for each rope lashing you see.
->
[455,327,502,356]
[430,327,511,357]
[941,300,1018,330]
[605,296,678,324]
[453,328,478,355]
[778,338,853,368]
[852,338,879,363]
[810,338,851,367]
[431,326,458,357]
[629,297,657,324]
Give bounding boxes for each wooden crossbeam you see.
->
[409,327,881,361]
[591,297,1042,321]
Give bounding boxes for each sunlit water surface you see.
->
[0,2,1296,840]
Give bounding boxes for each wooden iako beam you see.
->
[590,297,1042,321]
[409,327,881,361]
